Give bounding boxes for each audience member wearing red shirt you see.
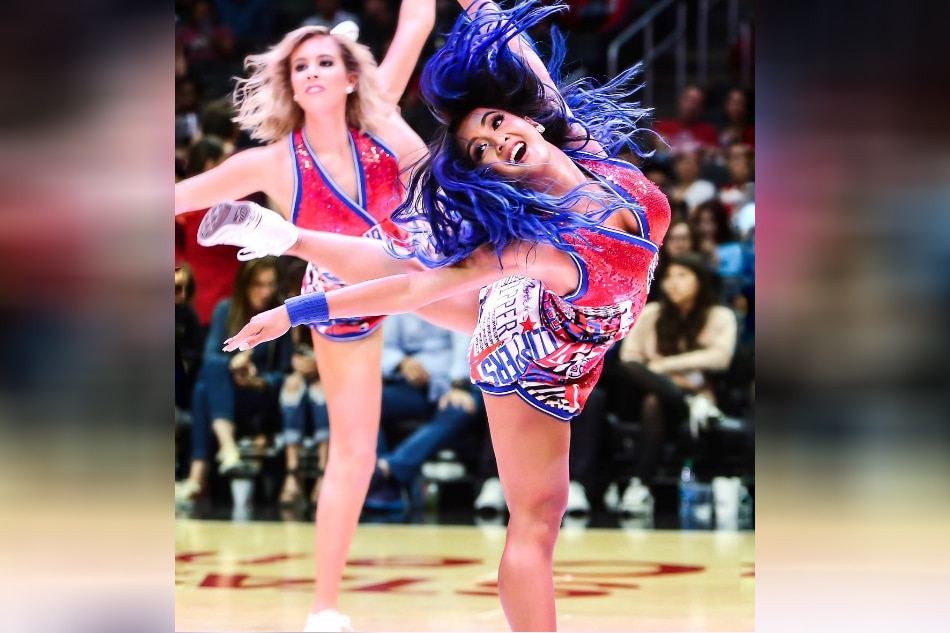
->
[652,84,720,154]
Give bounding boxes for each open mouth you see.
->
[509,142,526,163]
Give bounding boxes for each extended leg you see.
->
[483,392,570,631]
[308,328,384,614]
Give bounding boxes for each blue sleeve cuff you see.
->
[285,292,330,327]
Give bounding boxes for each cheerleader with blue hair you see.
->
[200,1,670,628]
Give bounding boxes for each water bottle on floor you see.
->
[678,459,712,529]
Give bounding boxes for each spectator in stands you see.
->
[669,145,717,215]
[717,141,754,217]
[364,313,484,512]
[198,98,241,157]
[278,258,331,507]
[718,87,754,151]
[175,75,203,160]
[652,84,720,155]
[175,257,294,502]
[176,0,237,66]
[175,135,244,338]
[615,253,737,515]
[647,218,711,303]
[176,263,205,416]
[690,198,747,306]
[637,155,675,199]
[299,0,360,30]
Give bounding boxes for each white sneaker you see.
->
[174,478,202,503]
[619,477,654,516]
[303,609,353,632]
[198,200,299,261]
[474,477,507,512]
[216,444,244,475]
[565,480,591,515]
[685,394,725,438]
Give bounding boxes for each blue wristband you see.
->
[285,292,330,327]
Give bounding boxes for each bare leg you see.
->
[281,442,303,504]
[285,230,424,282]
[483,393,570,631]
[185,459,208,490]
[309,328,384,614]
[211,418,239,455]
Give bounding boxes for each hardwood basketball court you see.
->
[176,519,754,631]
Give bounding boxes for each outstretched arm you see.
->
[222,238,580,351]
[174,145,276,216]
[223,259,501,352]
[377,0,436,106]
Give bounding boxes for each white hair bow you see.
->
[330,20,359,42]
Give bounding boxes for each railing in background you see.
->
[697,0,740,85]
[607,0,686,108]
[608,0,747,108]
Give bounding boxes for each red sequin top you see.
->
[288,127,402,235]
[564,157,671,309]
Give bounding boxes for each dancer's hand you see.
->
[223,306,292,352]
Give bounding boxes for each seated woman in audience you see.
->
[647,217,713,302]
[176,257,294,502]
[614,253,736,515]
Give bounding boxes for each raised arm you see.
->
[369,112,430,189]
[377,0,436,106]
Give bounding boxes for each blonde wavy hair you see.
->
[232,26,386,144]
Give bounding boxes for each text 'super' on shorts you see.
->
[468,275,634,420]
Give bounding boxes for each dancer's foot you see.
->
[303,609,353,632]
[198,200,299,261]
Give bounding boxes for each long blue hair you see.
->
[391,0,655,267]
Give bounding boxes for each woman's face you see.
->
[726,144,752,182]
[456,107,550,179]
[661,263,700,306]
[673,152,701,182]
[289,36,356,110]
[664,222,693,257]
[696,209,717,239]
[175,268,190,305]
[725,89,747,123]
[246,267,278,312]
